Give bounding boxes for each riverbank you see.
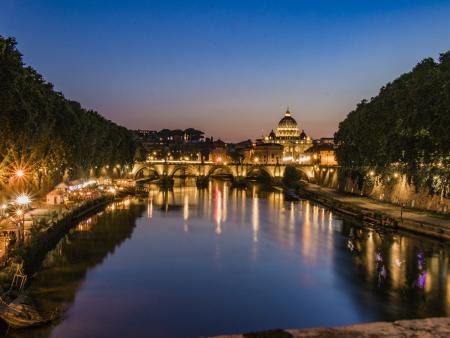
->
[296,183,450,240]
[0,195,115,292]
[211,317,450,337]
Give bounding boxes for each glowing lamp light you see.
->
[16,194,30,205]
[16,209,23,217]
[16,169,25,178]
[393,173,399,178]
[369,171,375,176]
[216,157,222,163]
[254,157,259,163]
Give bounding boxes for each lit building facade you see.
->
[263,109,313,163]
[242,143,284,164]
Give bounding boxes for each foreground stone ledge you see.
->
[210,317,450,338]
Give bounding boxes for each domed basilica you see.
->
[264,108,313,162]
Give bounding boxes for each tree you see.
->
[0,35,139,194]
[334,51,450,196]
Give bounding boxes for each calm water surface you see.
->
[8,181,450,338]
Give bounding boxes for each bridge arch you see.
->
[246,165,272,179]
[169,165,200,177]
[133,164,162,180]
[207,165,234,178]
[284,165,311,183]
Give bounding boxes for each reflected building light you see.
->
[366,230,375,279]
[147,198,153,219]
[302,202,313,263]
[418,271,426,289]
[214,185,222,234]
[425,256,439,293]
[446,266,450,314]
[223,183,228,222]
[289,202,295,230]
[208,182,213,219]
[425,270,432,293]
[183,223,189,233]
[324,210,334,260]
[317,208,324,230]
[232,188,238,221]
[183,194,189,221]
[286,202,296,250]
[328,211,333,231]
[390,241,403,289]
[313,205,319,229]
[155,191,163,205]
[417,251,426,289]
[240,189,246,224]
[252,194,259,242]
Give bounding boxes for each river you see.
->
[5,181,450,338]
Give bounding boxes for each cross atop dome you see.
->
[285,106,291,116]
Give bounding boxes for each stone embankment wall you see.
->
[313,170,450,214]
[212,317,450,338]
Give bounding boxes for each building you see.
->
[306,143,338,166]
[241,143,283,164]
[46,182,68,205]
[46,189,64,205]
[263,108,313,162]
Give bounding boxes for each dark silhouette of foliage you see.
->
[335,51,450,196]
[283,165,302,186]
[0,36,138,189]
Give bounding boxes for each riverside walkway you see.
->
[301,183,450,239]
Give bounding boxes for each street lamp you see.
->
[15,169,25,178]
[16,194,31,206]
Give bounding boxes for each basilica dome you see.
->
[277,109,298,129]
[275,109,300,138]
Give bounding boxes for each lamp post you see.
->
[15,194,30,235]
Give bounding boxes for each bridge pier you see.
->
[158,175,174,188]
[232,176,248,188]
[271,176,283,186]
[196,176,209,188]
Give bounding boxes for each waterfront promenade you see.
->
[302,183,450,239]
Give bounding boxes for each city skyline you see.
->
[1,0,450,141]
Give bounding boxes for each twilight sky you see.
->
[1,0,450,141]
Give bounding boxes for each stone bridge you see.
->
[131,160,319,183]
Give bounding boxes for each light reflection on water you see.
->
[5,181,450,338]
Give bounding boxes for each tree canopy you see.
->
[0,36,138,191]
[335,51,450,195]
